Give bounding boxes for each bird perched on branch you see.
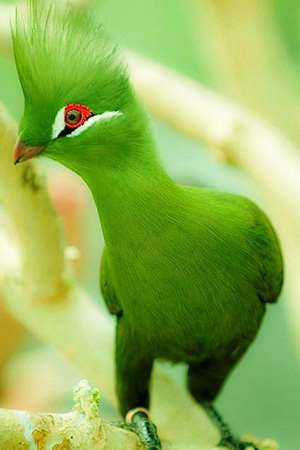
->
[12,1,283,449]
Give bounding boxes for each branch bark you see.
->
[0,380,142,450]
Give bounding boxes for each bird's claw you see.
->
[205,405,259,450]
[117,407,162,450]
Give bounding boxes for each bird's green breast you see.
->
[93,169,281,359]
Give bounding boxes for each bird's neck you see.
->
[83,141,179,249]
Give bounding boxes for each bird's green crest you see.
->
[12,0,136,149]
[12,0,126,104]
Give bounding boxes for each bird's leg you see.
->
[124,407,162,450]
[205,403,259,450]
[187,361,259,450]
[114,317,162,450]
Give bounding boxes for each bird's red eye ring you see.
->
[64,104,92,129]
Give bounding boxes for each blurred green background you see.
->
[1,0,300,449]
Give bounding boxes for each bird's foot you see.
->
[219,435,259,450]
[119,407,162,450]
[205,404,259,450]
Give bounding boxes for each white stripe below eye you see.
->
[52,109,123,140]
[67,111,123,138]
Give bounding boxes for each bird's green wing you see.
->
[245,199,284,304]
[183,186,284,305]
[100,247,123,316]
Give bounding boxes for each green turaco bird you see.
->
[12,1,283,449]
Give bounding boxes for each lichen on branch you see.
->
[0,380,141,450]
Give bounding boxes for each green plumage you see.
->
[12,1,283,446]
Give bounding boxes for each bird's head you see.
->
[12,1,150,178]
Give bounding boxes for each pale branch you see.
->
[0,294,24,371]
[0,104,67,300]
[0,370,277,450]
[0,379,142,450]
[187,0,300,145]
[0,376,276,450]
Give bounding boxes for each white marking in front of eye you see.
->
[66,111,123,138]
[52,106,65,139]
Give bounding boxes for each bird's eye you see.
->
[64,103,93,130]
[53,102,121,140]
[65,109,82,126]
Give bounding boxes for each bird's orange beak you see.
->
[13,138,45,165]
